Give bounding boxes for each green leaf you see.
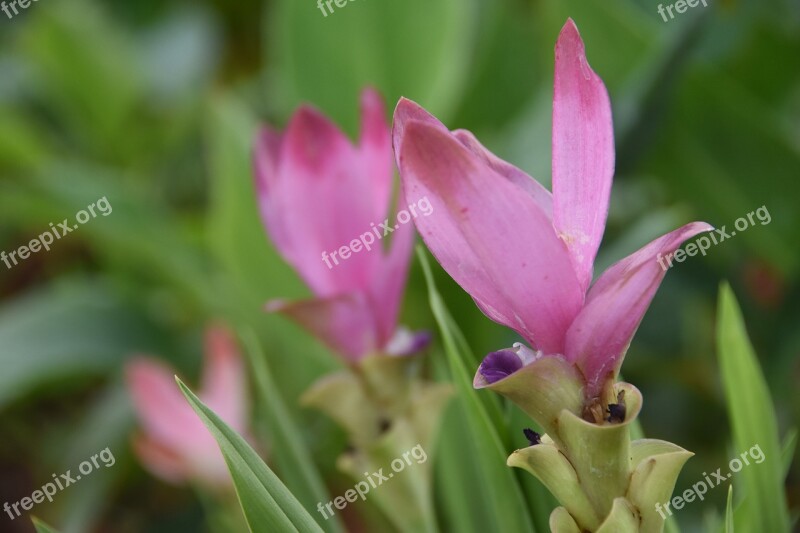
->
[32,517,60,533]
[239,329,344,533]
[0,281,158,409]
[0,164,214,311]
[716,282,789,532]
[725,485,734,533]
[20,0,142,159]
[418,247,534,532]
[267,0,475,133]
[434,392,494,533]
[178,378,325,533]
[781,428,798,479]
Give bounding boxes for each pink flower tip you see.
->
[125,325,249,489]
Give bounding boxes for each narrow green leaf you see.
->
[664,513,681,533]
[716,282,789,532]
[725,485,734,533]
[781,428,797,479]
[431,349,493,532]
[177,379,324,533]
[31,517,59,533]
[418,248,534,532]
[239,329,344,533]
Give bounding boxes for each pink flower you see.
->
[254,89,426,361]
[393,19,712,401]
[125,326,248,488]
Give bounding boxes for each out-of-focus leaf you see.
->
[32,517,60,533]
[0,108,51,170]
[451,0,540,132]
[644,11,800,276]
[0,163,214,311]
[418,248,534,532]
[240,329,344,533]
[206,95,307,306]
[178,379,324,533]
[267,0,475,133]
[716,282,789,532]
[725,485,734,533]
[433,389,492,533]
[781,428,797,479]
[136,7,220,104]
[205,94,337,423]
[0,281,158,409]
[52,383,133,533]
[19,0,142,158]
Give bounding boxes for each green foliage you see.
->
[418,248,535,533]
[178,378,325,533]
[32,517,60,533]
[716,283,790,532]
[240,329,344,533]
[0,281,159,408]
[0,0,797,530]
[266,0,476,132]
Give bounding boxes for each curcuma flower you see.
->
[394,19,712,533]
[254,91,450,533]
[125,326,248,489]
[253,88,427,361]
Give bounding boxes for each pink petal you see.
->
[450,129,553,218]
[358,88,394,222]
[369,190,416,348]
[392,98,448,169]
[392,99,551,213]
[565,222,714,398]
[199,326,248,434]
[272,106,380,297]
[397,120,583,354]
[132,435,189,484]
[266,294,378,360]
[552,19,615,293]
[126,357,211,453]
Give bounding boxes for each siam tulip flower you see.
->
[394,19,711,413]
[394,18,712,533]
[125,326,248,489]
[253,88,429,362]
[254,90,450,533]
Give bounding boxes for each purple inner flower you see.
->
[479,350,523,384]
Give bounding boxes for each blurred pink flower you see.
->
[394,19,713,400]
[125,326,248,488]
[254,88,426,361]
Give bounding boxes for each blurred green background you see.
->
[0,0,797,531]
